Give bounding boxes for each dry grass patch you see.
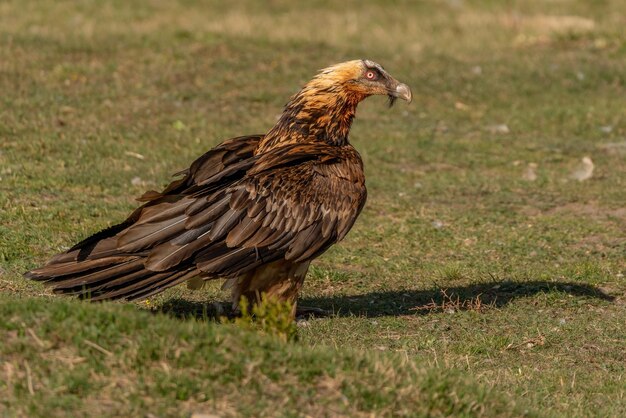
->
[412,288,496,314]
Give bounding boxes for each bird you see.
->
[25,59,412,316]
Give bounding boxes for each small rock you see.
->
[599,125,613,133]
[487,124,510,134]
[568,156,594,181]
[432,220,444,229]
[455,101,469,111]
[131,176,144,186]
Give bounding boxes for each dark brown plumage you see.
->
[25,59,412,315]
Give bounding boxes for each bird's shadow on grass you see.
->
[301,280,614,318]
[155,280,614,321]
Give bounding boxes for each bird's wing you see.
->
[136,142,367,276]
[50,134,264,264]
[29,139,366,297]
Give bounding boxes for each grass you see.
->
[1,297,526,417]
[1,0,625,416]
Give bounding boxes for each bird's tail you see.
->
[24,220,200,301]
[25,256,198,301]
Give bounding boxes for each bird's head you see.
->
[309,59,412,106]
[262,59,412,149]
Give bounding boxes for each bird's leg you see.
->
[225,260,311,319]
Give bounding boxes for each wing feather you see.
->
[225,217,261,247]
[185,195,231,229]
[147,143,365,277]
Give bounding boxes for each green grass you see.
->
[1,0,625,416]
[0,297,525,417]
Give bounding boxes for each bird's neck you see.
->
[258,87,363,152]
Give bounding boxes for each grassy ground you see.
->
[1,0,625,416]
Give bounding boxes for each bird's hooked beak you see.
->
[393,83,412,103]
[387,80,412,107]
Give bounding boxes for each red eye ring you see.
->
[365,70,377,80]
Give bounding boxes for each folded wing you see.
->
[26,137,366,301]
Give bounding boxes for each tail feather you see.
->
[50,258,145,291]
[90,262,153,293]
[26,256,133,280]
[88,270,174,300]
[26,254,199,302]
[25,201,204,301]
[112,269,199,301]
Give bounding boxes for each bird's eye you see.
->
[365,70,378,80]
